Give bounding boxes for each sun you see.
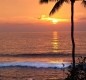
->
[47,17,59,24]
[38,15,69,24]
[51,19,59,24]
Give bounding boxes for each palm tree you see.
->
[40,0,86,70]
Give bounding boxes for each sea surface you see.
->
[0,31,86,68]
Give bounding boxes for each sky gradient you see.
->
[0,0,86,32]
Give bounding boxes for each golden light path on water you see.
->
[52,31,59,53]
[51,31,70,64]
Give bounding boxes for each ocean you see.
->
[0,31,86,80]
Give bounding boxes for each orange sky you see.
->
[0,0,86,31]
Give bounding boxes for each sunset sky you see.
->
[0,0,86,32]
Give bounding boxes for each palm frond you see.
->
[82,0,86,7]
[40,0,57,4]
[49,0,66,16]
[65,0,69,3]
[40,0,48,4]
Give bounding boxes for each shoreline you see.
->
[0,66,66,80]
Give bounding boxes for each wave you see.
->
[0,62,70,69]
[0,52,86,58]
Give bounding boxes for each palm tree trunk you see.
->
[71,1,75,70]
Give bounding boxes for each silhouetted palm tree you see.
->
[40,0,86,70]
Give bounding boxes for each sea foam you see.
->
[0,62,70,69]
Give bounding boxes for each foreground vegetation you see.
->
[65,57,86,80]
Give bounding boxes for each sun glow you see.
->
[39,15,59,24]
[39,15,68,24]
[52,19,58,24]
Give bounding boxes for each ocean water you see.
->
[0,31,86,68]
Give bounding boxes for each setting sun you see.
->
[39,15,68,24]
[39,15,59,24]
[51,19,59,24]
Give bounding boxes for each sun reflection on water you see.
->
[52,31,59,53]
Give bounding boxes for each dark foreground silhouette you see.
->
[65,57,86,80]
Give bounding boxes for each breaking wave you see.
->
[0,62,70,69]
